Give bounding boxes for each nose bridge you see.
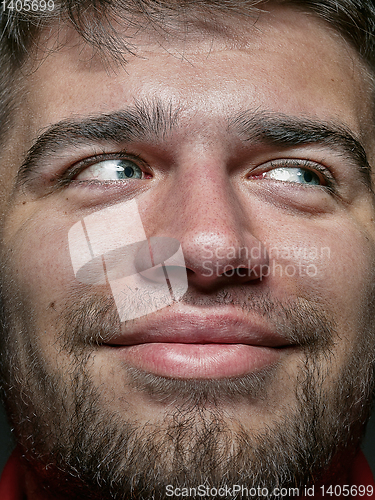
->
[155,146,268,279]
[173,146,243,243]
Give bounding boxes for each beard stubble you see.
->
[0,284,374,500]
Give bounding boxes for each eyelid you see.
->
[61,151,152,183]
[252,158,335,189]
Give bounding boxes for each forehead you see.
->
[20,6,375,149]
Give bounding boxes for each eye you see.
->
[264,166,321,185]
[76,159,144,181]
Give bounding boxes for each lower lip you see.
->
[106,343,283,379]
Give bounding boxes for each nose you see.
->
[144,154,269,289]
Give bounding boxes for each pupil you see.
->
[303,171,313,183]
[124,166,135,178]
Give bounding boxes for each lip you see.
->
[104,306,294,379]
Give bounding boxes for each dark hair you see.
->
[1,0,375,144]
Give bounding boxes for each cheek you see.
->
[2,207,78,319]
[264,216,375,344]
[0,208,83,376]
[5,197,375,344]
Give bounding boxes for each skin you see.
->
[1,5,375,498]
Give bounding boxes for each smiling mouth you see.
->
[103,342,291,379]
[101,306,295,379]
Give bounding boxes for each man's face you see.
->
[1,5,375,499]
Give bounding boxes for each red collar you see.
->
[0,448,25,500]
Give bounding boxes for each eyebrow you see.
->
[17,103,372,188]
[230,110,372,187]
[17,99,179,185]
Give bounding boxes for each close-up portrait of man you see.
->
[0,0,375,499]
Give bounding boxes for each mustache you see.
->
[60,284,336,355]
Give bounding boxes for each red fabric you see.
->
[0,448,24,500]
[306,451,375,499]
[349,450,375,498]
[0,448,374,499]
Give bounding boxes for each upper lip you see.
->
[105,305,292,348]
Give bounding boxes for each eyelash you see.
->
[258,158,335,192]
[58,152,151,186]
[56,153,336,195]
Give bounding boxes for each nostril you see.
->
[221,266,253,278]
[182,243,270,285]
